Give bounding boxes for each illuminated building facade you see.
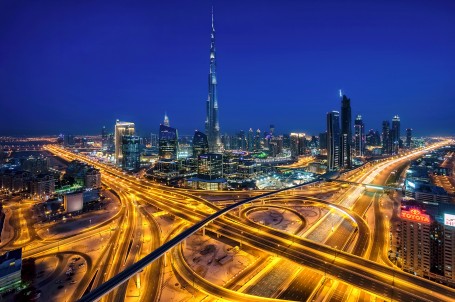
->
[382,120,391,154]
[327,111,340,171]
[354,114,365,156]
[158,124,178,160]
[406,128,412,149]
[290,133,306,158]
[186,153,226,190]
[121,135,141,171]
[0,248,22,291]
[392,115,401,153]
[398,201,455,285]
[30,173,55,200]
[205,9,222,152]
[254,129,261,151]
[115,120,135,165]
[101,126,108,150]
[247,128,254,152]
[399,207,432,277]
[84,168,101,188]
[192,130,209,158]
[197,153,223,180]
[340,94,352,168]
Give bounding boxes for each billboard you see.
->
[444,213,455,227]
[400,208,430,224]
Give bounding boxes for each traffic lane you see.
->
[231,232,433,302]
[277,268,322,301]
[208,219,451,302]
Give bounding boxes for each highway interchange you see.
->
[2,141,454,302]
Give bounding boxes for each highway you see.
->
[44,142,455,302]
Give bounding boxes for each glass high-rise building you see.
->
[254,129,261,151]
[382,121,391,154]
[327,111,340,171]
[101,126,108,150]
[205,9,222,152]
[197,153,223,180]
[193,130,209,158]
[115,120,135,165]
[354,114,365,156]
[247,128,254,152]
[406,128,412,149]
[319,132,328,150]
[340,94,352,168]
[121,135,141,171]
[392,115,401,154]
[158,124,179,160]
[290,133,306,158]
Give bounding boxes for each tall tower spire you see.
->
[205,7,221,152]
[211,6,214,31]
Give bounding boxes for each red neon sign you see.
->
[401,209,430,223]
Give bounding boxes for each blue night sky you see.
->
[0,0,454,137]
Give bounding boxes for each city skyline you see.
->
[0,1,454,136]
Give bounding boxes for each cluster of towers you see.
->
[326,92,353,171]
[155,8,221,163]
[326,93,412,171]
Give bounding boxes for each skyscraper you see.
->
[247,128,254,152]
[254,129,261,151]
[290,133,306,158]
[392,115,401,154]
[205,9,221,152]
[340,94,352,168]
[366,129,381,146]
[269,125,275,137]
[237,130,246,150]
[406,128,412,149]
[327,111,340,171]
[158,124,178,160]
[192,130,209,157]
[382,121,391,154]
[121,135,141,171]
[354,114,365,156]
[101,126,108,150]
[115,120,135,165]
[319,132,328,150]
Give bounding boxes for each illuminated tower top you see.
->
[205,7,222,152]
[164,112,170,127]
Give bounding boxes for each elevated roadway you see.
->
[44,143,455,302]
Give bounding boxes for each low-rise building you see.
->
[84,168,101,189]
[30,173,55,200]
[0,248,22,292]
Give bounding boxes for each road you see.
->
[44,142,455,302]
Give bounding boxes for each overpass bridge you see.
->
[58,142,454,302]
[77,177,455,302]
[325,179,402,192]
[78,179,322,301]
